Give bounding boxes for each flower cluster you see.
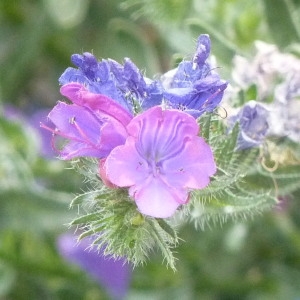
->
[229,41,300,145]
[41,34,300,268]
[42,34,226,218]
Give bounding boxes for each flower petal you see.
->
[104,137,149,187]
[48,102,102,143]
[193,34,211,67]
[47,99,128,159]
[60,83,133,126]
[162,136,216,189]
[126,106,199,161]
[130,176,187,218]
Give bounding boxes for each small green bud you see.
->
[130,212,145,226]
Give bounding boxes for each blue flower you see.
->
[162,34,228,118]
[58,35,226,119]
[59,53,143,114]
[230,101,269,150]
[59,53,164,114]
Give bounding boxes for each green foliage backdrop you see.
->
[0,0,300,299]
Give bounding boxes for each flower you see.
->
[57,233,132,300]
[59,53,133,113]
[104,106,216,218]
[58,35,226,120]
[230,100,269,150]
[162,34,228,118]
[59,53,163,114]
[42,83,132,159]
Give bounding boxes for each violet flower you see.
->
[162,34,228,118]
[230,101,269,150]
[59,53,133,113]
[42,83,132,159]
[104,106,216,218]
[59,53,163,114]
[57,35,226,118]
[57,233,132,300]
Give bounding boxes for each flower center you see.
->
[147,156,162,178]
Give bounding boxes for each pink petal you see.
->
[60,83,132,126]
[48,102,102,141]
[105,137,149,187]
[47,101,128,159]
[162,136,216,189]
[127,107,199,160]
[130,176,187,218]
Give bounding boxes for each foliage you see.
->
[0,0,300,298]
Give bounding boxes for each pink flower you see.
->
[42,83,132,159]
[104,106,216,218]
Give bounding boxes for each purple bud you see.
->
[231,101,269,150]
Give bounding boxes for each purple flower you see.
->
[230,101,269,150]
[57,233,132,300]
[41,83,132,159]
[59,53,132,112]
[59,53,163,114]
[162,34,228,118]
[57,35,226,118]
[104,106,216,218]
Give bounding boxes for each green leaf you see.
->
[70,212,101,225]
[190,186,275,229]
[70,190,102,207]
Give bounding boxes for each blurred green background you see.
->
[1,0,300,299]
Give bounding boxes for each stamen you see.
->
[72,120,95,147]
[204,66,222,77]
[40,121,95,147]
